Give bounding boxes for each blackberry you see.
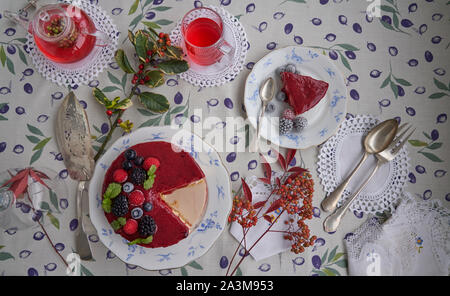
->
[134,156,144,166]
[138,215,157,236]
[122,160,133,171]
[279,118,293,135]
[124,149,137,160]
[293,116,308,132]
[111,195,128,217]
[130,167,147,185]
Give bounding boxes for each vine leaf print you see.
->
[127,0,173,33]
[380,62,411,99]
[0,246,14,261]
[311,245,347,276]
[26,124,52,165]
[379,0,411,35]
[180,260,203,275]
[429,78,450,99]
[408,130,444,163]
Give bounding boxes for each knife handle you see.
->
[76,181,86,231]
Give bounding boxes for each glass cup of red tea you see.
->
[181,7,233,66]
[4,4,110,64]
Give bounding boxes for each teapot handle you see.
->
[86,29,110,48]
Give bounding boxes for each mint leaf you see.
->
[143,176,155,190]
[117,217,127,226]
[111,219,121,230]
[103,183,122,199]
[102,198,112,213]
[128,235,153,245]
[148,164,157,175]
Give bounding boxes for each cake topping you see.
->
[113,169,128,183]
[129,167,147,185]
[122,160,133,171]
[123,219,138,235]
[131,207,144,220]
[122,182,134,193]
[293,116,308,132]
[134,156,145,166]
[282,108,296,120]
[143,202,153,212]
[280,71,329,115]
[143,157,160,171]
[124,148,137,160]
[139,215,157,237]
[111,194,129,217]
[279,118,294,135]
[129,190,145,207]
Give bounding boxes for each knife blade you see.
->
[55,91,94,261]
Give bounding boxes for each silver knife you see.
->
[55,91,94,261]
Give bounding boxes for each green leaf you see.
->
[157,59,189,75]
[27,124,45,137]
[187,260,203,270]
[26,135,41,144]
[129,14,144,29]
[143,176,155,190]
[0,252,14,261]
[93,88,110,105]
[338,52,351,71]
[0,115,7,121]
[312,269,328,276]
[322,267,337,276]
[332,252,345,262]
[419,151,443,162]
[235,267,243,276]
[128,30,135,45]
[16,45,28,65]
[427,142,443,150]
[139,115,162,127]
[121,73,128,90]
[429,92,448,99]
[6,57,14,74]
[137,108,159,116]
[47,212,60,229]
[110,219,122,230]
[393,76,412,86]
[114,49,135,74]
[390,81,399,99]
[324,266,341,276]
[334,259,347,268]
[335,44,359,51]
[108,71,122,85]
[165,45,184,60]
[145,70,165,88]
[128,235,153,245]
[280,0,306,4]
[408,139,428,147]
[380,74,391,89]
[114,97,133,110]
[134,30,149,62]
[180,267,188,276]
[321,249,329,265]
[142,21,161,30]
[380,5,396,13]
[102,198,112,213]
[102,86,121,93]
[33,137,51,151]
[148,164,157,175]
[103,182,122,199]
[80,264,94,276]
[139,92,170,113]
[328,246,338,263]
[433,78,448,91]
[128,0,139,15]
[151,6,172,11]
[0,45,6,66]
[155,19,173,26]
[49,190,60,213]
[30,149,43,165]
[380,19,395,31]
[423,132,432,140]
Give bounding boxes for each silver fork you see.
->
[323,123,415,233]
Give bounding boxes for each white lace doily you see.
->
[26,0,118,88]
[344,192,450,275]
[169,6,248,87]
[317,115,410,215]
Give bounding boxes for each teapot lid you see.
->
[32,4,72,42]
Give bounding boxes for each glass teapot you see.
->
[4,3,109,64]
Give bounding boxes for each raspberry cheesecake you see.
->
[101,141,208,248]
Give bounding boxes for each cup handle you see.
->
[219,40,233,55]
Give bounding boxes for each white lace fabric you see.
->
[344,192,450,276]
[26,0,119,88]
[317,115,410,215]
[169,6,248,88]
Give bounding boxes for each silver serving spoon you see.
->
[321,119,399,212]
[253,77,275,152]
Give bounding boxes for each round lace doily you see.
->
[317,115,410,215]
[26,0,119,88]
[169,6,248,87]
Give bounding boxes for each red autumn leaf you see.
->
[1,169,28,188]
[285,149,297,168]
[276,177,281,187]
[287,167,310,182]
[241,178,252,203]
[258,177,271,185]
[263,215,273,223]
[253,200,267,209]
[29,169,50,190]
[9,174,29,199]
[259,153,272,180]
[272,149,287,171]
[265,198,283,215]
[32,169,50,180]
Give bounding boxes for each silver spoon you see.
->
[321,119,399,212]
[253,77,275,152]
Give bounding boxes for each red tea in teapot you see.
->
[33,4,97,64]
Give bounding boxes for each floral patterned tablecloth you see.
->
[0,0,449,276]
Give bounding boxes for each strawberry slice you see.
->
[281,72,329,115]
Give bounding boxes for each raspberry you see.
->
[143,157,160,171]
[113,169,128,183]
[123,219,138,235]
[128,190,145,206]
[282,108,296,120]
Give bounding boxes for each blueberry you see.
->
[124,149,137,160]
[122,160,133,170]
[265,102,275,113]
[123,182,134,193]
[134,156,144,166]
[143,202,153,212]
[276,91,286,101]
[131,207,143,219]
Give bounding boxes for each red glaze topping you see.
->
[281,72,329,115]
[102,141,205,248]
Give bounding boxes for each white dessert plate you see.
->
[244,46,347,149]
[88,126,232,270]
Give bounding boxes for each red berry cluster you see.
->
[278,172,316,254]
[228,196,258,228]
